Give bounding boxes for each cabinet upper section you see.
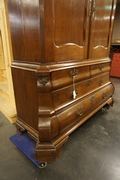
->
[7,0,116,63]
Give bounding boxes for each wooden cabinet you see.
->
[6,0,116,162]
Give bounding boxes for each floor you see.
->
[0,77,120,180]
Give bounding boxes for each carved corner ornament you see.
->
[38,73,49,86]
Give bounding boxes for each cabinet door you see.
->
[44,0,90,62]
[88,0,116,59]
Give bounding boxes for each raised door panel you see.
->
[89,0,116,59]
[44,0,90,62]
[7,0,41,62]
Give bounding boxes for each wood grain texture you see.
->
[7,0,41,62]
[89,0,116,58]
[6,0,116,162]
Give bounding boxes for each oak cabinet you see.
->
[7,0,116,162]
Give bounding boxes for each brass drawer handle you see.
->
[102,92,107,99]
[70,68,78,77]
[99,64,104,71]
[90,95,95,101]
[99,79,103,86]
[76,108,84,116]
[87,79,92,86]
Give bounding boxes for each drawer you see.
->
[56,84,114,134]
[88,83,114,108]
[91,62,110,76]
[52,72,110,111]
[51,66,90,90]
[57,96,91,133]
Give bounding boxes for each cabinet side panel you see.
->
[11,68,38,130]
[7,0,41,62]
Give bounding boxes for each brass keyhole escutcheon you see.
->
[70,68,78,78]
[87,79,92,86]
[99,79,103,86]
[102,92,107,99]
[90,95,95,101]
[99,64,104,71]
[76,107,84,117]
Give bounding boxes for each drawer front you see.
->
[91,62,110,76]
[88,83,114,108]
[52,72,110,111]
[57,96,91,133]
[51,66,90,90]
[57,84,114,133]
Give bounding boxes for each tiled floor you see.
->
[0,77,120,180]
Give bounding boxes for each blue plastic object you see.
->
[9,132,41,167]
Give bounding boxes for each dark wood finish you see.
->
[6,0,116,162]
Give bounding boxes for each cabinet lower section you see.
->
[16,94,114,162]
[36,84,114,162]
[12,60,114,162]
